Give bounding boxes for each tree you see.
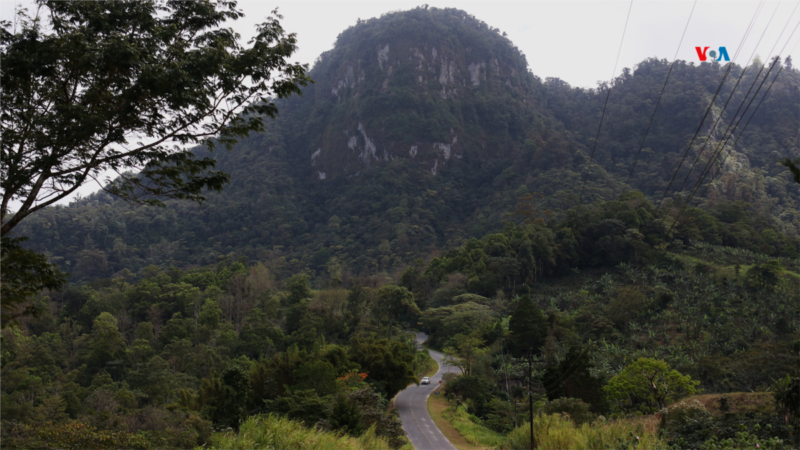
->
[85,312,128,377]
[745,260,783,291]
[603,358,699,414]
[199,359,252,430]
[542,346,608,413]
[0,1,310,325]
[372,285,419,340]
[507,295,546,357]
[772,374,800,425]
[1,236,66,326]
[345,282,368,331]
[349,335,417,399]
[443,334,486,377]
[1,0,310,235]
[444,375,495,415]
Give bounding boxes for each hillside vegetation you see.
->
[4,5,799,450]
[13,7,800,284]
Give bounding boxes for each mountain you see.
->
[15,7,800,284]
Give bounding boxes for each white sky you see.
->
[245,0,800,88]
[2,0,799,205]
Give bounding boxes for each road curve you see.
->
[395,332,461,450]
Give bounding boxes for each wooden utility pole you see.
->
[526,349,536,450]
[508,348,546,449]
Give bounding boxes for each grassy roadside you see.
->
[427,386,495,450]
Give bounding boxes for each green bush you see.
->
[498,414,665,450]
[213,414,397,450]
[543,398,595,425]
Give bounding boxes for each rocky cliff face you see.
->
[294,7,540,179]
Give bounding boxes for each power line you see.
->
[674,19,800,224]
[695,64,786,202]
[618,0,698,196]
[672,9,800,214]
[564,3,788,384]
[670,1,783,199]
[700,13,800,202]
[661,56,785,254]
[656,0,766,206]
[576,0,634,207]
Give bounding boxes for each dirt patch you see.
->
[681,392,775,417]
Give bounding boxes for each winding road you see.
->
[395,332,461,450]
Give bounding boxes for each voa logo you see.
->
[696,46,730,62]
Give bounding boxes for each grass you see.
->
[425,383,668,450]
[441,404,506,448]
[498,414,667,450]
[212,414,396,450]
[427,387,490,450]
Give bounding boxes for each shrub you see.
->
[213,414,396,450]
[543,398,595,425]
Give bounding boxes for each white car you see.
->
[421,377,430,385]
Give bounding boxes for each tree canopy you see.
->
[0,0,311,236]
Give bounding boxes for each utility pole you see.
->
[509,348,545,449]
[527,349,536,450]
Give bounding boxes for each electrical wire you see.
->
[671,1,783,199]
[667,7,800,239]
[700,16,800,198]
[553,3,788,389]
[656,0,766,206]
[576,0,634,207]
[618,0,698,196]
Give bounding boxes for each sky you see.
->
[226,0,800,89]
[2,0,799,204]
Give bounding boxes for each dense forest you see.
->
[4,193,799,448]
[3,5,799,450]
[13,8,800,284]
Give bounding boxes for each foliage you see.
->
[0,0,310,236]
[443,334,487,376]
[372,285,419,340]
[771,375,800,423]
[744,261,783,291]
[542,397,595,425]
[1,420,150,450]
[507,295,547,357]
[200,360,252,429]
[1,236,67,325]
[440,404,507,447]
[444,375,496,416]
[349,335,417,399]
[498,414,666,450]
[604,358,699,414]
[212,414,396,450]
[2,10,799,444]
[542,346,608,413]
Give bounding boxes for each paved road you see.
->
[395,332,461,450]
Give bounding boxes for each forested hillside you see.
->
[4,194,799,448]
[14,7,799,283]
[3,5,799,450]
[19,8,800,281]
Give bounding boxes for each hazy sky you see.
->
[219,1,800,88]
[4,0,798,87]
[2,0,798,203]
